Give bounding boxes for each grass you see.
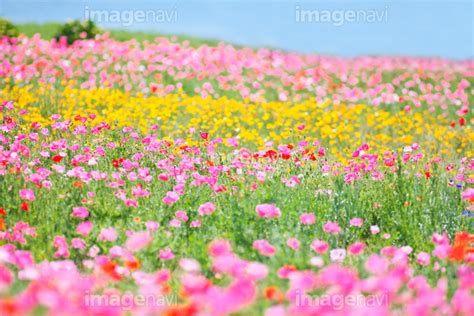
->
[16,22,231,48]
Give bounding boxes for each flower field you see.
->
[0,34,473,315]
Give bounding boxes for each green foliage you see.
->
[0,18,19,37]
[54,20,102,45]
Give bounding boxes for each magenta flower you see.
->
[417,252,431,266]
[311,240,329,254]
[76,221,93,236]
[71,238,86,250]
[71,207,89,219]
[253,239,276,256]
[198,202,216,216]
[98,227,118,242]
[125,231,152,252]
[162,191,179,205]
[19,189,35,201]
[256,204,281,218]
[287,238,300,251]
[159,248,175,260]
[349,217,364,227]
[300,213,316,225]
[208,239,232,257]
[348,242,365,255]
[461,188,474,203]
[322,221,341,234]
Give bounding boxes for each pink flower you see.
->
[126,231,152,252]
[322,221,341,234]
[256,204,281,218]
[53,236,69,258]
[175,211,189,221]
[159,248,175,260]
[461,188,474,203]
[253,239,276,256]
[162,191,179,205]
[349,217,364,227]
[311,240,329,254]
[370,225,380,234]
[287,238,300,251]
[365,255,388,275]
[98,227,118,242]
[300,213,315,225]
[330,249,346,262]
[208,239,232,257]
[146,221,159,231]
[433,244,451,259]
[179,258,201,272]
[71,238,86,249]
[125,199,138,208]
[71,207,89,219]
[348,242,365,255]
[417,252,431,266]
[198,202,216,216]
[76,221,93,236]
[190,220,201,228]
[19,189,35,201]
[432,232,449,245]
[277,265,297,278]
[309,256,324,267]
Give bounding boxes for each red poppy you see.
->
[20,202,29,212]
[459,117,466,126]
[263,286,285,303]
[0,208,6,216]
[73,181,83,188]
[52,155,63,162]
[101,261,122,281]
[124,259,140,271]
[112,159,120,168]
[264,150,277,159]
[449,231,474,262]
[164,303,198,316]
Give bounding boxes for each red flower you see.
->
[0,208,6,216]
[112,159,120,168]
[101,261,122,281]
[52,155,63,162]
[449,231,474,262]
[200,132,209,140]
[459,117,466,126]
[20,202,29,212]
[264,150,277,159]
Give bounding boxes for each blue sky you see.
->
[1,0,472,59]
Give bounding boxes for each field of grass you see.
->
[16,22,228,47]
[0,24,472,315]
